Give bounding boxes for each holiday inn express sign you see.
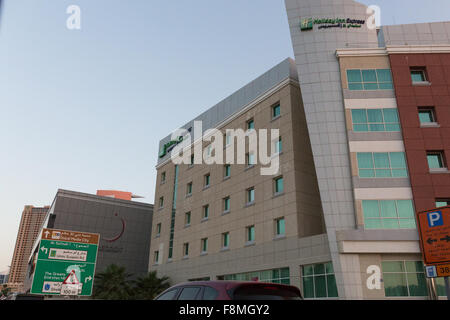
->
[300,17,366,31]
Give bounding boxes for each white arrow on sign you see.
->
[41,247,48,254]
[84,276,92,284]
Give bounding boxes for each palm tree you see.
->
[93,264,133,300]
[132,271,171,300]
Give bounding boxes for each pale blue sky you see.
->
[0,0,448,272]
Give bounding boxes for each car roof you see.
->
[169,280,298,291]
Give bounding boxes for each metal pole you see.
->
[427,278,438,300]
[445,277,450,300]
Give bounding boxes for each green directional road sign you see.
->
[30,229,100,296]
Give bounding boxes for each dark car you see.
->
[154,281,302,300]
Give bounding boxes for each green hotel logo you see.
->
[300,18,313,31]
[159,136,184,158]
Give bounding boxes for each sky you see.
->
[0,0,449,273]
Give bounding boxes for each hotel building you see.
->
[150,0,450,299]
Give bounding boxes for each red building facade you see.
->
[390,51,450,212]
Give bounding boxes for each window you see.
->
[224,165,231,178]
[302,262,338,299]
[357,152,408,178]
[154,251,159,264]
[272,104,281,118]
[156,223,162,236]
[222,232,230,249]
[247,226,255,243]
[347,69,393,90]
[204,174,211,188]
[203,205,210,220]
[202,287,219,300]
[276,218,286,236]
[223,197,231,213]
[247,119,255,130]
[223,267,290,285]
[201,238,208,253]
[418,108,436,124]
[185,212,191,226]
[382,261,427,297]
[351,109,400,132]
[161,172,166,183]
[186,182,193,196]
[178,287,201,300]
[274,176,284,194]
[246,153,256,166]
[436,200,450,208]
[362,200,416,230]
[159,197,164,208]
[247,188,255,205]
[410,68,428,83]
[156,289,178,300]
[275,137,283,153]
[183,243,189,257]
[225,132,231,146]
[427,152,446,169]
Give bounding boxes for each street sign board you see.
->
[417,206,450,266]
[30,228,100,296]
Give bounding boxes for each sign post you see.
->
[417,206,450,300]
[30,228,100,297]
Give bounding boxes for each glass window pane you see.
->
[352,110,368,124]
[390,153,406,169]
[392,169,408,178]
[347,70,362,83]
[363,200,380,218]
[428,154,443,169]
[354,124,369,132]
[360,169,375,178]
[349,83,363,91]
[399,219,417,229]
[303,276,315,298]
[280,268,290,278]
[369,124,386,132]
[383,109,399,123]
[436,278,447,297]
[374,153,390,169]
[436,201,449,208]
[397,200,414,218]
[419,111,434,123]
[385,124,401,132]
[365,219,383,230]
[382,219,400,229]
[303,265,313,277]
[314,264,325,275]
[314,276,327,298]
[368,109,383,123]
[326,275,338,298]
[411,71,425,82]
[407,273,428,297]
[382,261,405,273]
[325,262,334,274]
[405,261,424,273]
[375,169,392,177]
[178,287,201,300]
[357,153,374,169]
[380,201,397,218]
[378,82,394,90]
[364,83,379,90]
[383,273,408,297]
[362,69,377,82]
[377,69,393,82]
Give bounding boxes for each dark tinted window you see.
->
[232,285,301,300]
[202,287,219,300]
[156,289,178,300]
[178,287,201,300]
